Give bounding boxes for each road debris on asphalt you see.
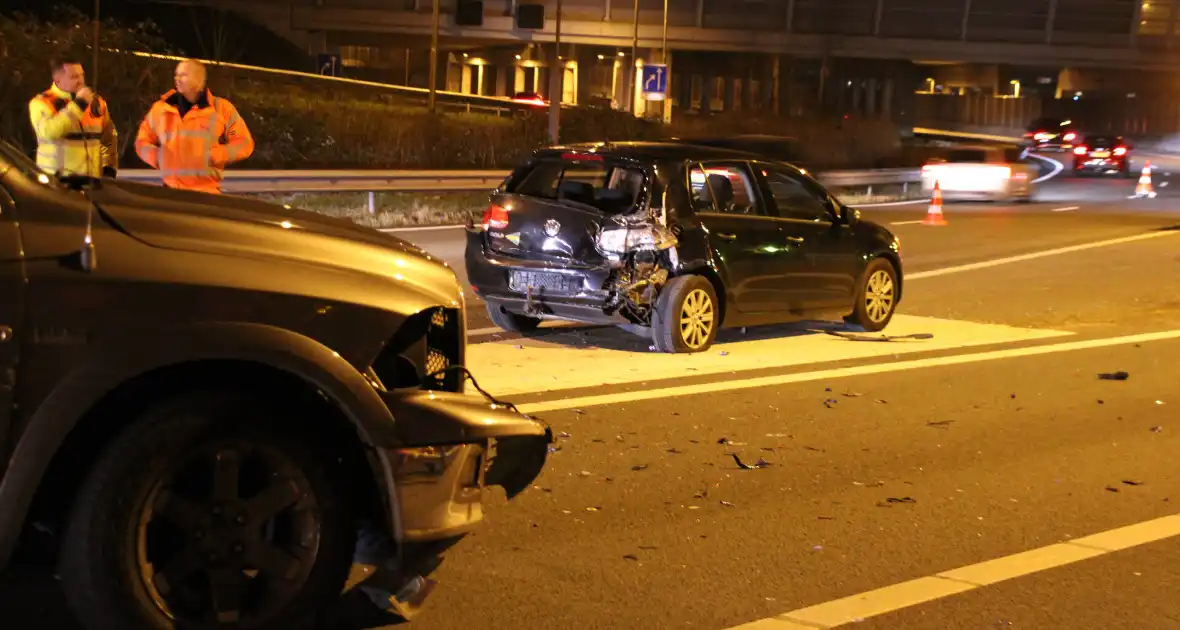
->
[631,464,649,471]
[812,329,935,342]
[731,453,771,469]
[927,420,955,429]
[1098,371,1130,380]
[1123,480,1145,486]
[876,497,917,507]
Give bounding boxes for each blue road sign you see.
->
[316,53,342,77]
[641,64,668,98]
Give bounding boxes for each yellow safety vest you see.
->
[28,84,118,178]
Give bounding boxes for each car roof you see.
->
[537,140,762,162]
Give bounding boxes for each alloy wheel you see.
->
[136,441,321,625]
[679,288,715,349]
[864,269,895,324]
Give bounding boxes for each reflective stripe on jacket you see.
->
[134,89,254,194]
[28,84,118,178]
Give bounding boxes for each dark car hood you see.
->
[86,180,462,308]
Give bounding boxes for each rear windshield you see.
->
[505,153,649,214]
[1084,135,1121,147]
[946,149,990,163]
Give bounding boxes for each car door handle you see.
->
[785,236,805,244]
[716,232,737,241]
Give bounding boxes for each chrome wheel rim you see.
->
[679,288,715,349]
[865,270,895,324]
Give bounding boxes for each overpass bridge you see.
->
[150,0,1180,135]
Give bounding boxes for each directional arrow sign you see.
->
[641,64,667,100]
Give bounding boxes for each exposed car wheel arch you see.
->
[15,360,387,567]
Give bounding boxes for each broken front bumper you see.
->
[377,389,552,543]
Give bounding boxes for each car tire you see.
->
[59,389,357,630]
[486,303,542,333]
[652,275,719,354]
[846,257,899,332]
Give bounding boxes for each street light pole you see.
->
[547,0,562,143]
[662,0,668,63]
[629,0,639,113]
[428,0,439,112]
[92,0,100,90]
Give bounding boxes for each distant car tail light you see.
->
[1074,146,1088,155]
[1064,132,1077,141]
[1114,146,1127,156]
[481,204,510,230]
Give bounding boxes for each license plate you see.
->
[509,271,580,294]
[1091,151,1110,158]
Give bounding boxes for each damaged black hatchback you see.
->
[465,141,904,353]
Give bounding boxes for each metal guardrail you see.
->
[119,167,923,195]
[118,169,509,194]
[911,127,1025,144]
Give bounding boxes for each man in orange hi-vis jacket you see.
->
[135,59,254,194]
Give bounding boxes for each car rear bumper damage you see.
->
[465,224,677,327]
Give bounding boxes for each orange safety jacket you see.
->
[134,88,254,194]
[28,83,118,178]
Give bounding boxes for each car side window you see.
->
[759,166,832,222]
[688,162,763,216]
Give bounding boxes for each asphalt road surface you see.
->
[4,151,1180,629]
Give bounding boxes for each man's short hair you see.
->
[50,57,83,72]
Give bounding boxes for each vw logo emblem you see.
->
[543,219,561,237]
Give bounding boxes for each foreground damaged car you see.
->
[466,141,904,352]
[0,140,550,629]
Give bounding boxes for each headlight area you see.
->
[369,306,465,393]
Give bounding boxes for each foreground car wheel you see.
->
[486,303,542,333]
[652,275,718,353]
[59,390,356,630]
[847,258,898,332]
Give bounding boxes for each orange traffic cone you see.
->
[1133,161,1157,198]
[923,180,947,226]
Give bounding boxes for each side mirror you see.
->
[838,204,859,225]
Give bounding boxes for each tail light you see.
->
[1074,146,1088,155]
[1064,132,1077,141]
[1113,146,1127,156]
[481,203,510,230]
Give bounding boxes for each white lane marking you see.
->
[469,315,1070,397]
[906,230,1176,280]
[1051,206,1080,212]
[380,224,464,233]
[723,513,1180,630]
[889,219,925,225]
[1030,153,1065,183]
[514,329,1180,413]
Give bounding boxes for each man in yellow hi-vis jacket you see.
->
[28,58,118,178]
